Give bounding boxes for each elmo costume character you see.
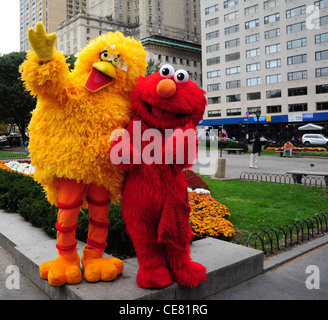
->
[20,22,147,287]
[111,64,207,288]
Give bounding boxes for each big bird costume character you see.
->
[20,22,147,287]
[111,65,207,288]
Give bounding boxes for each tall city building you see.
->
[55,0,202,85]
[201,0,328,142]
[20,0,89,52]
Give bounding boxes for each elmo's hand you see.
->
[28,22,57,62]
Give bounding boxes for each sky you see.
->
[0,0,20,55]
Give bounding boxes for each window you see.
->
[287,38,307,49]
[225,24,239,35]
[267,89,281,99]
[288,70,307,81]
[207,70,221,78]
[226,80,241,89]
[247,77,261,86]
[205,5,218,15]
[286,6,306,18]
[264,13,280,24]
[246,62,260,72]
[315,32,328,44]
[265,28,280,39]
[206,43,220,53]
[206,30,220,40]
[226,66,241,75]
[316,102,328,111]
[266,58,281,69]
[287,54,307,65]
[286,22,306,34]
[208,110,221,117]
[207,83,221,91]
[224,0,238,8]
[315,0,328,9]
[207,57,220,66]
[265,43,281,54]
[245,4,258,15]
[314,15,328,28]
[246,48,260,58]
[247,92,261,100]
[206,17,219,28]
[266,74,281,84]
[288,87,308,96]
[264,0,279,10]
[245,33,260,44]
[208,97,221,104]
[247,107,261,115]
[267,105,282,113]
[316,50,328,60]
[288,103,308,112]
[316,67,328,77]
[316,84,328,94]
[245,19,259,29]
[224,11,239,22]
[225,52,240,62]
[226,94,241,102]
[227,108,241,116]
[225,38,240,49]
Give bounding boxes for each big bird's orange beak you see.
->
[85,61,117,93]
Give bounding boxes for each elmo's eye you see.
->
[174,70,189,83]
[159,64,175,78]
[101,50,109,61]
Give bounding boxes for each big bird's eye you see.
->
[100,50,109,61]
[159,64,175,78]
[174,70,189,83]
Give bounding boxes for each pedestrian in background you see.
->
[250,132,261,169]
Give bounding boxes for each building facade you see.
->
[20,0,89,52]
[55,0,202,85]
[201,0,328,142]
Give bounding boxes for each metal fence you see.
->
[240,171,327,188]
[246,212,328,255]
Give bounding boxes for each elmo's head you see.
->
[131,64,207,131]
[73,31,147,94]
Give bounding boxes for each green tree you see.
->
[0,52,36,138]
[146,59,161,76]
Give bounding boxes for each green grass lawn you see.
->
[0,151,27,158]
[200,177,328,245]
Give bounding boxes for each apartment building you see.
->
[20,0,89,52]
[55,0,202,85]
[201,0,328,142]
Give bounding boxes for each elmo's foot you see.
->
[81,246,124,282]
[172,261,207,288]
[137,265,173,288]
[39,249,82,287]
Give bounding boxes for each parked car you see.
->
[7,133,22,147]
[0,135,9,148]
[302,134,328,145]
[250,137,276,145]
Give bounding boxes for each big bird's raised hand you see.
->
[28,22,57,61]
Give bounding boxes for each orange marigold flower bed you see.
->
[189,191,235,241]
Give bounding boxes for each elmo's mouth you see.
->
[85,68,114,92]
[143,100,185,121]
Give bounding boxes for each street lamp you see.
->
[255,109,261,133]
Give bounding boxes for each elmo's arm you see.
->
[164,124,197,170]
[20,22,69,104]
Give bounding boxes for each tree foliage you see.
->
[0,52,36,138]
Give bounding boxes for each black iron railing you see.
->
[246,212,328,255]
[240,171,326,188]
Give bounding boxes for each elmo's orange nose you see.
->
[157,79,177,99]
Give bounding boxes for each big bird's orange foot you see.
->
[81,246,124,282]
[39,249,82,287]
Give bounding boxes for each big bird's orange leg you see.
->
[81,183,124,282]
[39,178,84,287]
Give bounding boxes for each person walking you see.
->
[250,132,261,169]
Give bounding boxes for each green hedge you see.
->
[0,170,135,258]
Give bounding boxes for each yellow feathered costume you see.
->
[20,22,147,287]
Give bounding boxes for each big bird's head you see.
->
[73,31,147,94]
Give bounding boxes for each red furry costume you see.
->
[111,65,207,288]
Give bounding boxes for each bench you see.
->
[224,148,244,154]
[286,170,328,185]
[275,150,300,157]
